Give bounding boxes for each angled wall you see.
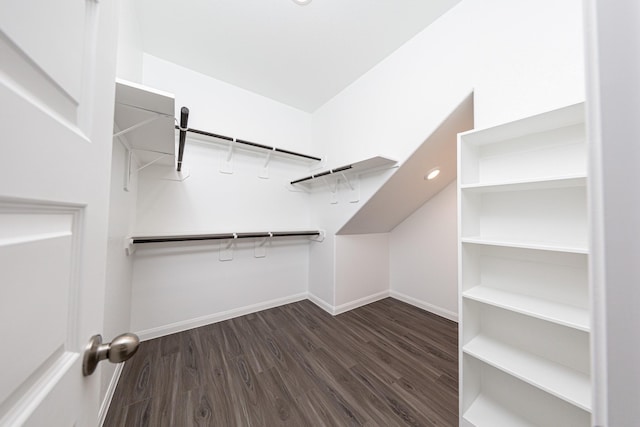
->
[309,0,585,314]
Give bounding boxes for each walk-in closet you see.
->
[2,0,639,425]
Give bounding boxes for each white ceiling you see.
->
[133,0,461,112]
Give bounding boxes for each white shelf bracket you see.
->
[112,113,169,139]
[124,149,134,192]
[220,138,235,174]
[137,153,171,172]
[340,172,360,203]
[219,234,236,261]
[254,232,272,258]
[323,175,338,204]
[259,148,275,179]
[124,238,135,256]
[310,230,326,242]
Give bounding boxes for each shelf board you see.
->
[463,394,536,427]
[458,103,584,147]
[463,335,591,412]
[290,156,397,188]
[463,286,589,332]
[460,175,586,193]
[114,79,176,167]
[461,237,588,254]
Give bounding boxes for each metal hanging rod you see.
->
[131,230,321,244]
[174,124,322,162]
[177,107,189,172]
[290,165,353,185]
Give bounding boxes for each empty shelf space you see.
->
[290,156,397,188]
[458,104,586,186]
[461,237,588,254]
[463,394,536,427]
[463,335,591,411]
[460,175,586,193]
[463,286,589,331]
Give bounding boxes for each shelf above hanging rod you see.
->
[131,230,323,244]
[175,124,322,162]
[290,156,398,187]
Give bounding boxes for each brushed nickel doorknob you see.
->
[82,333,140,376]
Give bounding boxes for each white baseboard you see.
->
[307,292,335,315]
[333,290,390,315]
[389,290,458,322]
[134,290,456,343]
[98,363,124,427]
[135,292,308,341]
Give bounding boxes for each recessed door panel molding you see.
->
[0,0,99,130]
[0,199,83,423]
[0,1,86,102]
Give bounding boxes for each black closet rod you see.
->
[290,165,353,185]
[132,230,321,244]
[174,124,322,161]
[177,107,189,172]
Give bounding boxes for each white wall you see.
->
[101,140,138,404]
[130,55,316,337]
[335,233,390,311]
[390,180,458,321]
[131,239,309,338]
[116,0,143,82]
[309,0,585,313]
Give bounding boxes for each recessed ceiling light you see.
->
[425,168,441,180]
[292,0,312,5]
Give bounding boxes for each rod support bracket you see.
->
[221,138,235,174]
[124,238,135,256]
[259,148,275,179]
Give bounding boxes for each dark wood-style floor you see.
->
[104,298,458,426]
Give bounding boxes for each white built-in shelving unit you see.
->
[458,103,590,426]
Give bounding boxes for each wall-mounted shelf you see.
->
[113,79,176,168]
[289,156,397,189]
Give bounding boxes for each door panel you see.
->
[0,203,78,406]
[0,0,118,424]
[0,1,86,104]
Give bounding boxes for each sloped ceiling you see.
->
[133,0,462,112]
[337,93,474,235]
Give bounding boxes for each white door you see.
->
[0,0,118,425]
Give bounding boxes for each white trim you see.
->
[135,292,308,341]
[98,363,124,427]
[133,291,457,343]
[307,292,335,315]
[389,290,458,322]
[0,352,78,427]
[333,291,390,315]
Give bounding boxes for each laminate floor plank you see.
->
[149,353,181,427]
[105,298,458,426]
